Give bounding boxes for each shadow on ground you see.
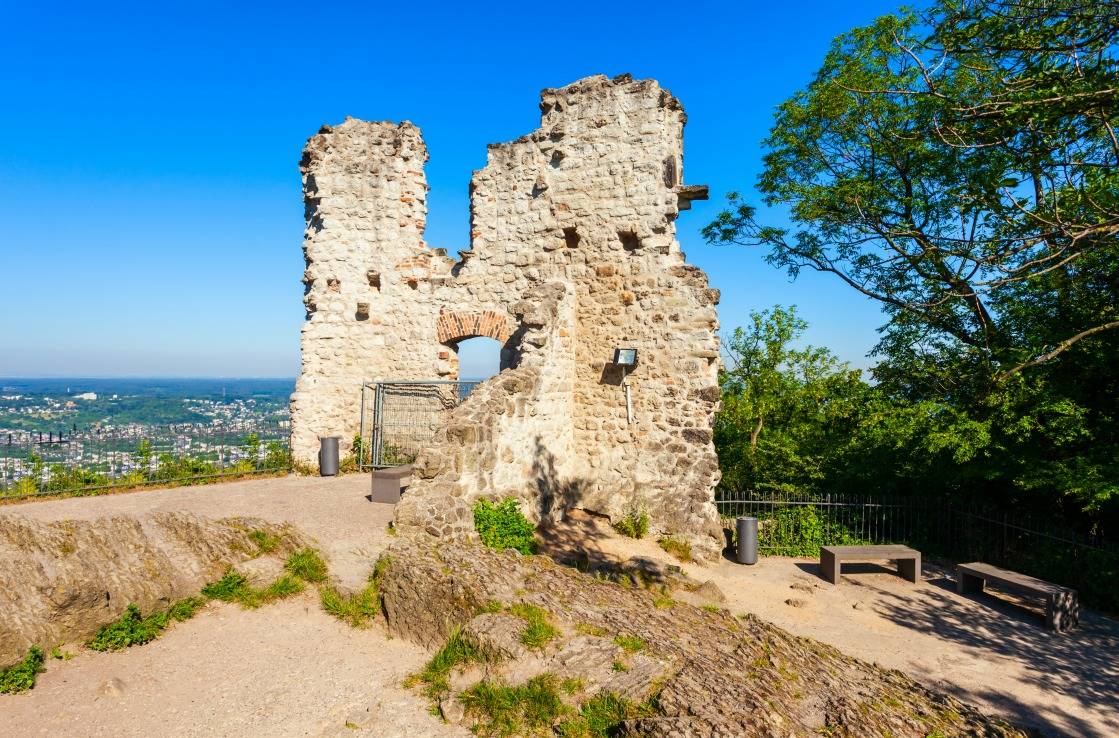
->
[862,565,1119,738]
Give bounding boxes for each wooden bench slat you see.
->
[956,561,1079,632]
[958,562,1073,596]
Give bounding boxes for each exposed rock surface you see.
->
[379,542,1027,737]
[292,74,724,559]
[0,512,308,664]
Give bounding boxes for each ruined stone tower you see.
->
[291,74,724,558]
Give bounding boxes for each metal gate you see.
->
[358,380,480,469]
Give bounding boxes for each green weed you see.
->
[88,604,167,651]
[0,647,45,694]
[613,504,649,539]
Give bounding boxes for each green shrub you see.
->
[507,603,559,650]
[285,548,328,583]
[0,647,45,694]
[459,674,568,737]
[88,604,168,651]
[474,498,537,555]
[613,504,649,539]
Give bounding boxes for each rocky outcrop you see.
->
[379,542,1026,738]
[0,512,309,664]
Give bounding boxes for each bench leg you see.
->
[957,569,984,595]
[820,549,840,584]
[1047,592,1080,632]
[897,554,920,583]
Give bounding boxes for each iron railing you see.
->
[714,490,1119,609]
[0,419,291,498]
[358,380,480,469]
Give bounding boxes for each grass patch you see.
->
[320,557,385,628]
[202,569,304,609]
[0,647,45,694]
[88,604,168,651]
[168,596,206,621]
[285,548,328,583]
[652,594,676,609]
[202,570,251,601]
[657,537,693,562]
[474,498,537,555]
[557,692,654,737]
[611,659,628,672]
[574,623,607,637]
[409,626,486,700]
[613,634,645,654]
[248,529,281,554]
[459,674,568,737]
[507,603,559,650]
[320,583,378,628]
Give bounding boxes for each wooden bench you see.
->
[819,545,921,585]
[957,562,1079,632]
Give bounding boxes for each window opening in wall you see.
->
[453,336,503,381]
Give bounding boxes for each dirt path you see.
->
[541,517,1119,738]
[2,474,386,590]
[1,594,467,737]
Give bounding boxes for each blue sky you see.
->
[0,0,903,378]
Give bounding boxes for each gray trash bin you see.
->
[736,516,758,565]
[318,436,340,477]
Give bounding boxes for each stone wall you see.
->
[292,74,724,558]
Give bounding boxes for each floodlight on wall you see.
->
[613,348,638,367]
[613,347,638,424]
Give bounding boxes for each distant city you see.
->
[0,379,295,494]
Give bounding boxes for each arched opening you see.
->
[452,336,504,381]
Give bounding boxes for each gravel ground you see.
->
[4,476,1116,738]
[542,514,1119,738]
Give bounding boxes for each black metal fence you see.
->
[715,491,1119,610]
[358,380,480,469]
[0,420,291,499]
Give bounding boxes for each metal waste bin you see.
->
[736,516,758,565]
[318,436,340,477]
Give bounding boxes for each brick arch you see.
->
[436,310,513,345]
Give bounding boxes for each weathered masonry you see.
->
[291,74,725,558]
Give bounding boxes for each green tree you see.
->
[704,0,1118,387]
[706,0,1119,524]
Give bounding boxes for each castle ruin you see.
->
[290,74,724,558]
